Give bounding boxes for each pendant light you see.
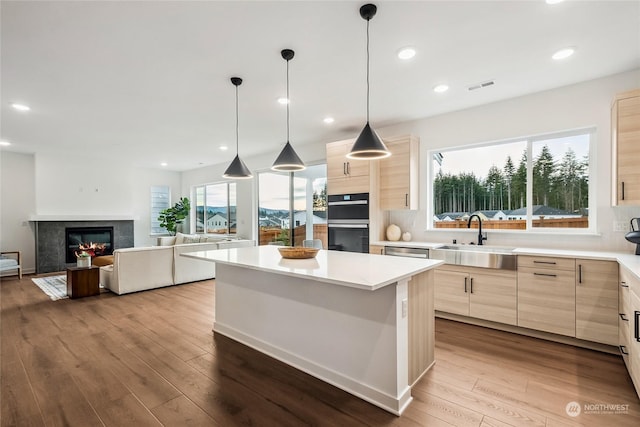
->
[347,3,391,160]
[223,77,253,179]
[272,49,306,172]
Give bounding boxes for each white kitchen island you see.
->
[183,245,443,415]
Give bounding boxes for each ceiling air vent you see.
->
[468,80,495,91]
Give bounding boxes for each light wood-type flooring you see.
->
[2,274,639,426]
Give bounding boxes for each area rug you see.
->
[31,275,68,301]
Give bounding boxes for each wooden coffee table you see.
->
[66,266,100,299]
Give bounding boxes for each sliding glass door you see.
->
[257,164,327,247]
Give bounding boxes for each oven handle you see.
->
[328,224,369,229]
[328,200,368,206]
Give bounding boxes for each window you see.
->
[257,164,327,247]
[430,129,592,231]
[193,182,237,235]
[150,185,170,235]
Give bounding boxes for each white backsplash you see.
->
[387,206,640,254]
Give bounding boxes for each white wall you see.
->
[379,69,640,252]
[1,152,36,273]
[35,152,135,215]
[0,152,183,268]
[131,167,182,247]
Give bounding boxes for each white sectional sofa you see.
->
[100,233,254,295]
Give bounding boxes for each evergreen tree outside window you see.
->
[431,129,592,231]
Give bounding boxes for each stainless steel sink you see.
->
[430,245,517,270]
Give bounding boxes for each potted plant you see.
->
[76,251,91,268]
[158,197,191,236]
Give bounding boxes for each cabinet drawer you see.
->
[518,255,575,271]
[619,321,630,368]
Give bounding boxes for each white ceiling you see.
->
[2,1,639,172]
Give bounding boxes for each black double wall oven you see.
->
[327,193,369,253]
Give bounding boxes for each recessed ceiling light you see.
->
[11,103,30,111]
[0,141,11,146]
[397,47,416,60]
[546,0,564,4]
[219,145,228,151]
[277,97,289,105]
[323,117,335,124]
[552,47,575,60]
[160,162,168,167]
[433,84,449,93]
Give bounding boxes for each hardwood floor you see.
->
[2,275,639,426]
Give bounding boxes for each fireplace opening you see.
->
[65,227,114,263]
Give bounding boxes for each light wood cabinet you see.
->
[575,259,618,345]
[408,270,434,385]
[434,268,469,316]
[517,256,576,337]
[434,265,517,325]
[378,135,419,210]
[612,89,640,205]
[620,266,633,369]
[630,286,640,396]
[369,245,385,255]
[326,139,371,195]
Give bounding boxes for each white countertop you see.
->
[373,240,640,280]
[182,245,443,291]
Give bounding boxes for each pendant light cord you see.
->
[366,17,370,123]
[286,57,290,142]
[235,84,239,155]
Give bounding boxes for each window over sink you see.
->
[429,128,593,232]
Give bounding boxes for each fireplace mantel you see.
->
[30,214,138,221]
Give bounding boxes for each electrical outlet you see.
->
[401,299,408,318]
[614,221,628,232]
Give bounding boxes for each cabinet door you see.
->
[615,90,640,205]
[468,268,517,326]
[434,269,469,316]
[575,259,618,345]
[518,266,576,337]
[369,245,384,255]
[630,289,640,395]
[620,267,632,368]
[379,136,418,210]
[326,141,348,180]
[326,139,371,195]
[327,176,370,196]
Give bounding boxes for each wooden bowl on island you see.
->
[278,246,320,259]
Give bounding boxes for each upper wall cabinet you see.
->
[612,89,640,205]
[378,135,419,210]
[326,139,371,195]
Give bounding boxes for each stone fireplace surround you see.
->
[32,218,134,274]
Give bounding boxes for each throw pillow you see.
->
[174,232,187,244]
[183,236,200,244]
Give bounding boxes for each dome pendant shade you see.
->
[347,122,390,159]
[272,141,305,172]
[223,154,253,179]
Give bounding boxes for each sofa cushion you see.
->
[175,232,200,244]
[182,235,201,244]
